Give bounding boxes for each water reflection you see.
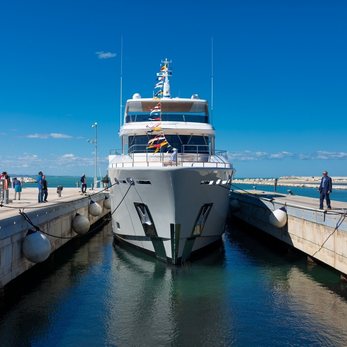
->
[106,240,231,346]
[1,221,347,346]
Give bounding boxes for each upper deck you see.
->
[124,97,209,124]
[115,59,224,159]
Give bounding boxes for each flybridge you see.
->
[119,59,214,155]
[125,99,209,124]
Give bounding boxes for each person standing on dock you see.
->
[42,175,48,202]
[102,174,110,190]
[37,171,43,203]
[319,171,332,209]
[274,178,278,192]
[12,177,22,200]
[81,174,87,194]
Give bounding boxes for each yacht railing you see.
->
[109,145,231,169]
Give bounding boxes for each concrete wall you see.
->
[0,194,110,288]
[230,191,347,276]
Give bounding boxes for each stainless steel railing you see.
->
[109,145,231,169]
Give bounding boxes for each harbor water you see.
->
[233,183,347,203]
[1,220,347,346]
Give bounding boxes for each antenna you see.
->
[119,35,123,130]
[210,37,214,125]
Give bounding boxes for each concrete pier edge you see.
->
[0,188,111,290]
[229,189,347,277]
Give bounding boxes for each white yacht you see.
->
[108,59,234,264]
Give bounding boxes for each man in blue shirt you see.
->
[319,171,332,209]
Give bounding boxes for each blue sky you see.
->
[0,0,346,178]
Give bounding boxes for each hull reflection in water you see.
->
[107,240,229,346]
[1,222,347,346]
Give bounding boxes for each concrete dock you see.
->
[229,189,347,277]
[0,187,111,289]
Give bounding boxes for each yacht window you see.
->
[126,113,208,123]
[128,135,210,154]
[125,101,209,123]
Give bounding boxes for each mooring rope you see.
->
[311,211,347,258]
[110,183,133,216]
[19,210,76,239]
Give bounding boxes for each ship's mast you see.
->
[119,36,123,129]
[210,37,214,125]
[161,58,172,98]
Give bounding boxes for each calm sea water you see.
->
[22,176,92,188]
[1,221,347,346]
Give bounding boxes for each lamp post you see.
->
[88,122,98,189]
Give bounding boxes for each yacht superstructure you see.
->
[108,59,234,264]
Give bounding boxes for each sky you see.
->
[0,0,346,178]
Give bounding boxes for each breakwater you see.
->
[233,176,347,190]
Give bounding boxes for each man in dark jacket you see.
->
[42,175,48,202]
[319,171,332,209]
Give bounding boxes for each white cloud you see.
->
[227,150,347,161]
[50,133,72,139]
[96,51,117,59]
[26,133,49,139]
[61,153,76,159]
[26,133,72,139]
[56,153,94,167]
[269,151,294,159]
[1,151,109,175]
[228,150,294,161]
[315,151,347,160]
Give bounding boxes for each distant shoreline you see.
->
[233,176,347,190]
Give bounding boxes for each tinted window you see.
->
[126,113,208,123]
[128,135,210,154]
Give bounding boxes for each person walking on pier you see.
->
[319,171,332,210]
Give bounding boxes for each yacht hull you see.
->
[108,166,232,263]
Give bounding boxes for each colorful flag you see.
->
[146,123,162,134]
[152,125,162,132]
[150,102,161,114]
[147,136,166,145]
[148,140,169,153]
[154,81,164,89]
[148,117,161,121]
[154,90,163,97]
[160,64,168,71]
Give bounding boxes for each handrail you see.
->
[109,147,229,159]
[108,149,231,169]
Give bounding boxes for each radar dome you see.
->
[191,94,199,99]
[132,93,141,99]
